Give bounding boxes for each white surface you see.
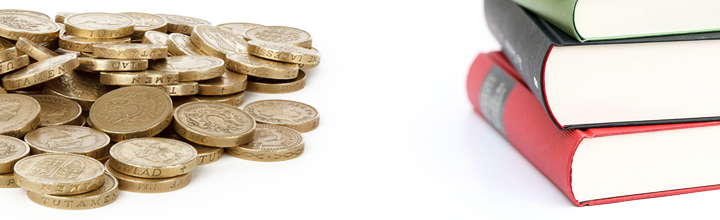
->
[545,40,720,126]
[575,0,720,40]
[1,1,719,219]
[573,125,720,202]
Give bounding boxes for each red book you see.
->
[467,51,720,206]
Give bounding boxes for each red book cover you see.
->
[467,51,720,206]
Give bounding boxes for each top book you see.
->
[513,0,720,42]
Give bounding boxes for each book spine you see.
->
[512,0,583,41]
[467,52,583,206]
[484,0,562,129]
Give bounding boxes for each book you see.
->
[486,0,720,130]
[467,51,720,206]
[512,0,720,42]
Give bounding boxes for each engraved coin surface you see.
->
[0,135,31,174]
[225,124,304,162]
[149,55,224,81]
[197,69,247,95]
[174,102,256,147]
[24,126,110,159]
[16,37,58,61]
[190,91,245,107]
[0,13,60,42]
[142,31,169,46]
[191,25,247,58]
[156,129,223,166]
[64,13,135,39]
[99,70,179,86]
[26,173,118,210]
[89,86,173,142]
[43,71,112,110]
[105,161,191,193]
[166,33,205,56]
[0,55,30,75]
[0,172,18,188]
[29,95,82,127]
[150,82,199,96]
[0,94,41,138]
[93,44,168,60]
[78,57,148,72]
[2,54,79,90]
[14,153,105,195]
[158,14,211,35]
[244,100,319,133]
[244,26,312,48]
[226,51,298,79]
[119,12,167,39]
[109,137,197,178]
[246,40,319,65]
[217,22,263,37]
[59,35,131,53]
[0,10,52,21]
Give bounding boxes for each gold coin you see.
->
[217,22,263,37]
[0,54,29,75]
[246,40,319,65]
[179,91,245,108]
[97,155,109,164]
[226,51,298,79]
[191,25,247,58]
[0,135,31,174]
[225,124,304,162]
[119,12,167,40]
[243,99,319,133]
[246,70,306,94]
[16,36,58,61]
[197,69,247,95]
[78,57,148,72]
[149,55,224,81]
[156,129,223,165]
[55,12,76,24]
[93,44,168,60]
[149,82,199,96]
[105,161,191,193]
[14,153,105,195]
[244,26,312,49]
[99,70,179,86]
[27,173,118,210]
[2,54,79,90]
[109,137,197,178]
[0,13,59,42]
[24,125,111,159]
[28,94,83,127]
[141,31,169,46]
[43,71,113,110]
[64,13,135,39]
[158,14,211,35]
[166,33,206,56]
[59,35,131,53]
[54,48,82,57]
[0,172,18,188]
[57,22,65,35]
[174,102,256,147]
[0,10,52,21]
[81,52,98,58]
[298,47,321,70]
[89,86,173,142]
[0,94,41,138]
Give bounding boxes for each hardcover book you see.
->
[486,0,720,130]
[468,51,720,206]
[512,0,720,42]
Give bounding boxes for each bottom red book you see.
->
[468,51,720,206]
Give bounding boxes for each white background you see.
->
[1,1,716,219]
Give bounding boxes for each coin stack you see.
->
[0,9,322,210]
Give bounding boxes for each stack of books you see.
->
[468,0,720,206]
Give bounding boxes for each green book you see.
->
[512,0,720,42]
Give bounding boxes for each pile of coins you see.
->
[0,9,321,210]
